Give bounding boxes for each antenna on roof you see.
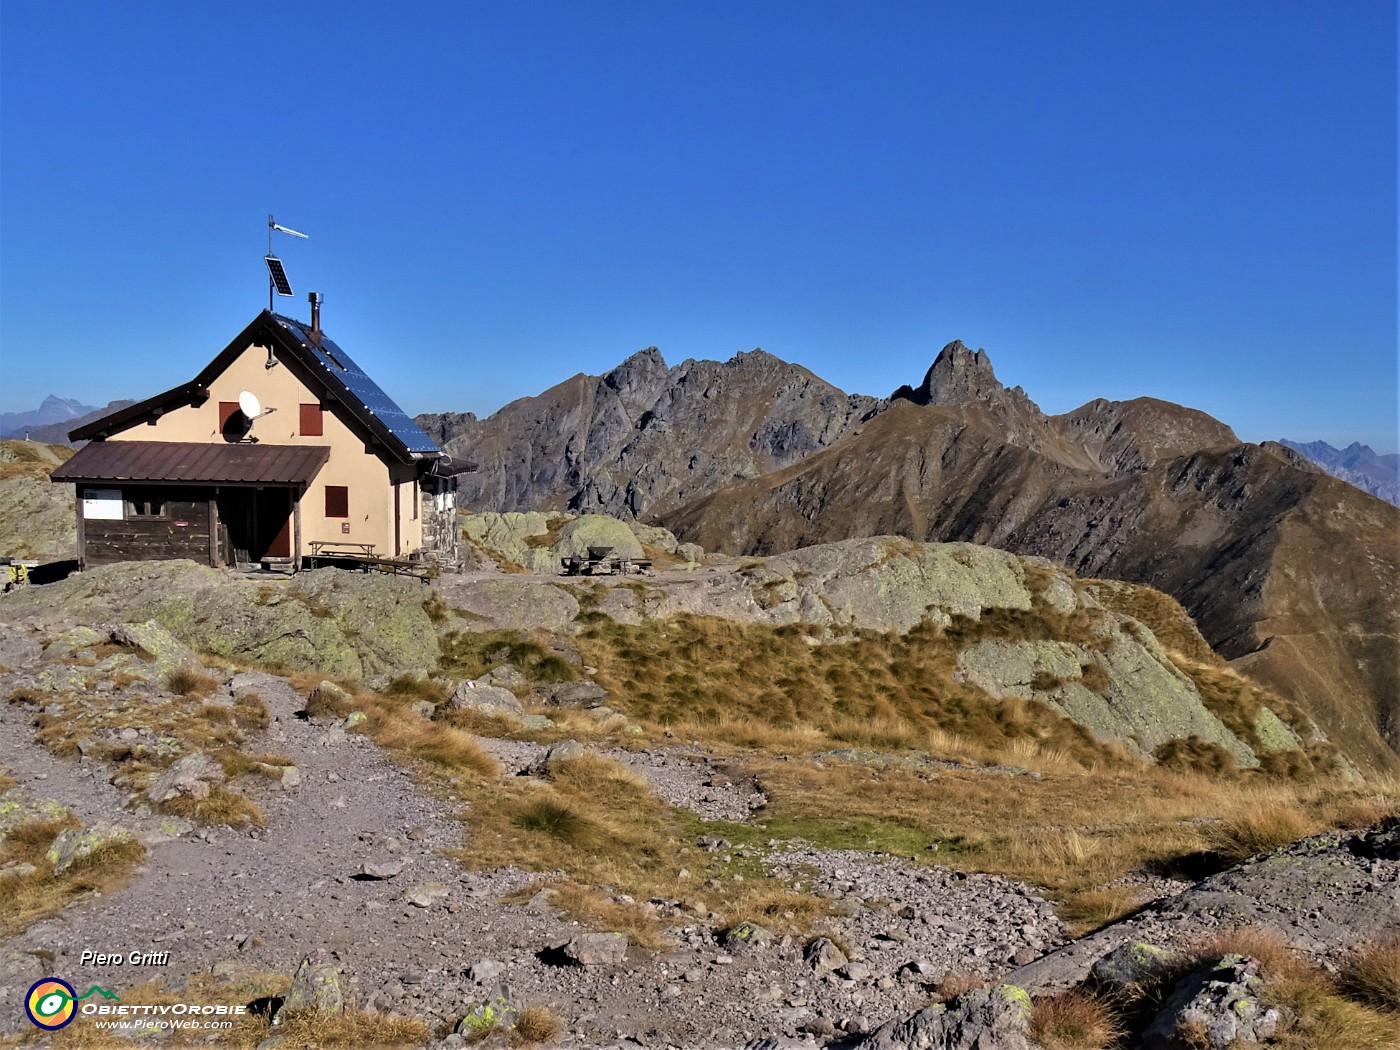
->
[265,214,309,312]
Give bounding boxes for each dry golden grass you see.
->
[368,711,499,779]
[157,785,266,829]
[508,879,668,950]
[1186,927,1309,983]
[1340,934,1400,1013]
[576,614,1127,768]
[1210,805,1318,862]
[1030,988,1124,1050]
[1056,887,1143,936]
[511,1004,564,1045]
[742,755,1394,923]
[439,628,579,685]
[165,666,219,698]
[0,818,146,936]
[933,970,989,1001]
[216,750,296,780]
[1270,980,1400,1050]
[267,1008,430,1048]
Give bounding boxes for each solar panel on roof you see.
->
[264,255,293,297]
[269,315,441,455]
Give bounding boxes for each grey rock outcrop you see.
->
[448,681,523,719]
[561,932,628,966]
[0,561,440,680]
[46,823,135,875]
[1006,825,1400,993]
[854,985,1037,1050]
[147,752,225,804]
[1142,955,1280,1049]
[281,956,344,1015]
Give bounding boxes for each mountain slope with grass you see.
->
[661,349,1400,772]
[415,341,1398,773]
[0,439,76,562]
[1,551,1395,1048]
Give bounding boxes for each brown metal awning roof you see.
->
[50,441,330,486]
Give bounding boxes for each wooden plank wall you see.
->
[84,498,214,567]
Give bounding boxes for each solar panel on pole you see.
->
[265,255,294,296]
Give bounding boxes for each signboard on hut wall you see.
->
[81,488,124,520]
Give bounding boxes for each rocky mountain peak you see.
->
[892,340,1016,408]
[601,347,672,410]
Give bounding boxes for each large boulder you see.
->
[855,985,1037,1050]
[554,515,644,560]
[109,620,201,675]
[46,823,135,875]
[147,752,224,804]
[0,790,71,841]
[280,956,344,1015]
[561,932,628,966]
[1142,955,1280,1049]
[449,681,524,718]
[0,561,440,680]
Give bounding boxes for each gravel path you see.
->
[475,736,767,822]
[8,616,1390,1049]
[0,631,1071,1049]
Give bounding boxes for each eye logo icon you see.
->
[26,978,77,1029]
[24,978,119,1029]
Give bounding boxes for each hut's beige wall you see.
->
[107,341,423,556]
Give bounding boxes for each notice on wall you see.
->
[81,488,124,520]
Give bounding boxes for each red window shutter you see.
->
[219,402,239,428]
[325,485,349,518]
[300,403,324,437]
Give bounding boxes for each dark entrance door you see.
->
[217,488,293,563]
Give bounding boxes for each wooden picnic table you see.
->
[559,553,653,576]
[305,541,434,580]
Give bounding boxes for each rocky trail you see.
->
[0,635,1074,1048]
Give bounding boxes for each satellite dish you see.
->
[237,391,261,418]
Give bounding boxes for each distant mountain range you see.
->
[0,397,136,444]
[417,341,1400,770]
[0,395,97,438]
[1278,439,1399,507]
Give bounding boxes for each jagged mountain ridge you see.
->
[1279,438,1400,506]
[418,347,877,519]
[417,340,1400,769]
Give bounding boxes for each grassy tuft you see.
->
[512,1004,564,1045]
[513,798,605,850]
[266,1006,431,1048]
[1210,806,1316,862]
[440,628,579,685]
[1340,934,1400,1013]
[1030,988,1124,1050]
[0,817,146,936]
[1153,736,1238,776]
[157,785,266,829]
[369,714,499,779]
[1056,886,1143,936]
[165,666,219,698]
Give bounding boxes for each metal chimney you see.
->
[308,291,323,344]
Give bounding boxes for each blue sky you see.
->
[2,2,1395,451]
